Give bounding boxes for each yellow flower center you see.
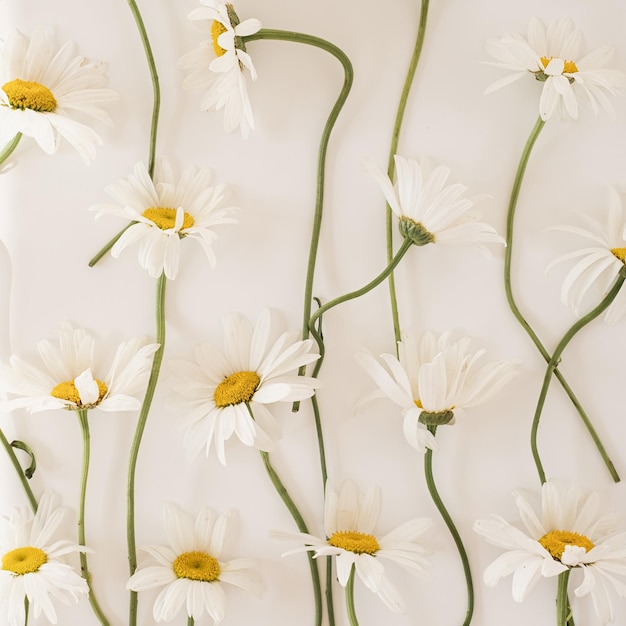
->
[538,530,594,561]
[328,531,380,555]
[2,547,48,575]
[211,21,228,57]
[414,399,423,409]
[611,247,626,263]
[214,371,260,407]
[540,56,579,74]
[50,379,108,406]
[173,551,220,582]
[142,207,194,231]
[3,79,57,112]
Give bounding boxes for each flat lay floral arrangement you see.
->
[2,1,626,625]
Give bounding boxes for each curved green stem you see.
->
[127,274,167,626]
[0,133,22,167]
[76,410,111,626]
[345,564,359,626]
[504,116,619,482]
[89,0,161,268]
[556,570,572,626]
[386,0,430,349]
[0,427,37,513]
[424,426,473,625]
[23,597,29,626]
[531,271,626,484]
[259,448,322,626]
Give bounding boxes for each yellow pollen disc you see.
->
[214,371,260,407]
[51,379,108,406]
[173,551,220,582]
[142,207,194,231]
[2,547,48,575]
[540,56,579,74]
[538,530,594,561]
[211,20,228,57]
[328,531,380,555]
[611,247,626,263]
[3,79,57,112]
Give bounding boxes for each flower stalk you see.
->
[345,564,360,626]
[556,570,572,626]
[0,426,37,513]
[0,133,22,167]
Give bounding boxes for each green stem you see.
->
[504,115,619,482]
[0,427,37,513]
[424,426,473,625]
[556,570,572,626]
[127,274,167,626]
[326,555,336,626]
[0,133,22,167]
[76,410,111,626]
[187,617,194,626]
[531,271,626,484]
[89,0,161,268]
[345,564,359,626]
[259,448,322,626]
[386,0,430,350]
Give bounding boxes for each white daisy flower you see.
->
[474,481,626,625]
[127,503,261,623]
[0,491,88,626]
[365,155,505,250]
[546,187,626,323]
[485,17,624,121]
[0,27,117,163]
[274,480,433,613]
[0,322,159,413]
[91,156,238,279]
[168,309,321,465]
[179,0,261,137]
[356,330,519,452]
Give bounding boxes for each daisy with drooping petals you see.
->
[0,491,88,626]
[0,322,159,414]
[474,481,626,625]
[356,330,519,452]
[485,17,624,121]
[275,480,433,613]
[546,187,626,323]
[365,155,505,250]
[179,0,261,137]
[91,156,238,279]
[168,309,321,464]
[0,26,117,163]
[127,504,261,623]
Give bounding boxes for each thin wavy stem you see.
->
[76,410,111,626]
[0,133,22,167]
[386,0,430,349]
[425,426,473,625]
[345,564,359,626]
[556,570,572,626]
[504,115,619,482]
[127,274,167,626]
[0,427,37,513]
[531,271,626,484]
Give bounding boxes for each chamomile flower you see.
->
[474,481,626,625]
[179,0,261,137]
[356,331,519,452]
[485,17,624,120]
[127,504,261,623]
[0,27,117,163]
[168,309,321,465]
[0,491,88,626]
[275,480,433,613]
[91,156,238,279]
[0,322,159,414]
[365,155,505,250]
[546,187,626,323]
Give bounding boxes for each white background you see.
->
[2,0,626,624]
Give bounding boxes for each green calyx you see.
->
[398,217,435,247]
[418,409,455,426]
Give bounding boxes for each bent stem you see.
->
[556,570,572,626]
[504,115,619,482]
[345,564,360,626]
[0,427,37,513]
[386,0,430,348]
[0,133,22,167]
[76,410,110,626]
[424,426,473,625]
[127,274,167,626]
[531,271,626,484]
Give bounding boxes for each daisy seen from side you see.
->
[127,504,261,623]
[167,309,321,465]
[179,0,261,137]
[0,491,88,626]
[91,156,238,279]
[0,26,117,163]
[274,480,433,613]
[474,480,626,625]
[485,17,624,120]
[356,330,520,452]
[0,322,159,414]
